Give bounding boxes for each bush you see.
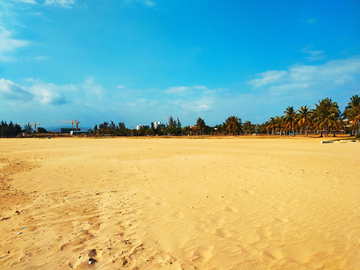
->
[356,132,360,139]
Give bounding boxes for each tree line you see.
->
[262,96,360,137]
[0,121,47,137]
[92,95,359,138]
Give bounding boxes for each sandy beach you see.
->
[0,137,359,269]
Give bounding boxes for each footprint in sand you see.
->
[262,249,284,262]
[171,210,185,218]
[194,246,214,262]
[154,201,166,207]
[225,206,238,213]
[259,229,272,240]
[215,229,231,238]
[274,217,289,223]
[211,217,225,225]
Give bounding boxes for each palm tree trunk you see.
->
[326,124,329,137]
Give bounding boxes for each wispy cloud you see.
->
[248,57,360,97]
[301,46,325,60]
[179,95,214,113]
[83,76,105,96]
[0,26,30,61]
[11,0,37,4]
[306,18,318,24]
[44,0,75,8]
[29,12,43,16]
[164,86,221,114]
[124,0,155,7]
[165,85,218,95]
[33,55,50,61]
[248,70,288,88]
[165,86,189,94]
[136,98,158,107]
[193,85,207,90]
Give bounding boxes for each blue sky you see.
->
[0,0,359,129]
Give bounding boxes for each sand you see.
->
[0,137,359,269]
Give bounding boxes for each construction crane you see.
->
[61,119,80,131]
[16,122,40,132]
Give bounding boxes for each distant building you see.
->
[151,122,165,129]
[70,130,87,135]
[136,124,150,130]
[61,128,81,134]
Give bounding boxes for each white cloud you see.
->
[0,78,34,100]
[11,0,37,4]
[0,26,30,62]
[117,85,125,89]
[248,70,288,88]
[162,85,226,115]
[193,85,207,90]
[30,84,67,104]
[248,57,360,96]
[165,86,189,94]
[124,0,155,7]
[199,104,210,110]
[165,85,216,95]
[180,96,214,112]
[135,98,158,106]
[0,78,75,105]
[28,80,74,105]
[44,0,75,8]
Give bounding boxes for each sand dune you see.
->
[0,137,359,269]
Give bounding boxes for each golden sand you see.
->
[0,137,359,269]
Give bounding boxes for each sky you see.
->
[0,0,359,129]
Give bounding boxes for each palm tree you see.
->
[243,120,252,135]
[261,121,270,135]
[343,94,360,135]
[275,116,284,135]
[337,118,347,135]
[182,125,191,136]
[214,124,223,135]
[313,98,341,137]
[284,106,297,135]
[194,117,206,135]
[297,105,312,136]
[224,116,241,135]
[269,117,276,135]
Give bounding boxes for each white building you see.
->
[151,121,165,129]
[136,124,150,130]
